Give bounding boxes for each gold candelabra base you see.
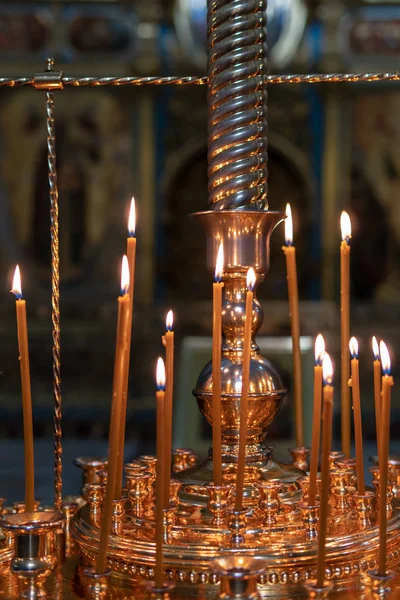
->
[71,452,400,598]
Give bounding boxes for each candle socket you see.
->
[172,449,195,473]
[328,452,346,471]
[85,484,105,527]
[74,457,108,496]
[299,474,322,504]
[336,458,357,489]
[227,508,248,548]
[353,491,374,528]
[211,557,266,600]
[95,470,108,487]
[126,472,151,517]
[300,503,319,541]
[112,498,126,536]
[374,481,395,519]
[206,483,233,527]
[330,469,353,512]
[81,566,111,600]
[256,481,280,526]
[139,456,157,504]
[362,570,395,597]
[146,580,176,600]
[289,447,310,472]
[162,508,176,544]
[303,580,333,599]
[13,500,41,514]
[2,510,65,599]
[168,480,182,510]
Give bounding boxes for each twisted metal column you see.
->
[44,60,62,510]
[208,0,268,210]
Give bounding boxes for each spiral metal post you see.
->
[44,59,63,510]
[207,0,269,211]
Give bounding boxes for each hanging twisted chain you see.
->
[0,72,398,88]
[46,89,62,511]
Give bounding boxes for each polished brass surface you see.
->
[207,0,268,210]
[71,455,400,597]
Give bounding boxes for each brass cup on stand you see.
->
[74,457,108,497]
[2,510,65,598]
[212,556,266,600]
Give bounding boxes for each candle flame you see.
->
[128,197,136,237]
[380,341,391,375]
[340,211,352,243]
[166,310,174,331]
[246,267,256,291]
[322,352,333,385]
[372,336,380,361]
[215,243,224,282]
[156,357,166,391]
[285,203,293,246]
[11,265,22,299]
[120,255,130,296]
[314,334,325,365]
[349,336,359,359]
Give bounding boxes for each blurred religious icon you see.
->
[0,89,133,281]
[351,91,400,301]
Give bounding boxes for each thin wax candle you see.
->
[97,256,130,574]
[372,336,381,462]
[212,243,224,486]
[155,357,166,588]
[316,353,334,589]
[340,211,351,457]
[349,337,365,495]
[235,267,256,511]
[309,334,325,506]
[378,341,393,577]
[162,310,174,506]
[11,266,35,512]
[282,203,303,448]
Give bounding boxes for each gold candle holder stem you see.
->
[304,581,333,599]
[81,566,111,600]
[301,504,319,541]
[212,557,266,600]
[85,484,105,527]
[112,498,126,536]
[354,492,374,528]
[126,472,151,517]
[228,508,247,548]
[162,508,176,545]
[146,581,176,600]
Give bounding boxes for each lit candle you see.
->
[235,267,256,511]
[212,243,224,486]
[282,203,303,448]
[96,256,130,574]
[378,341,393,577]
[372,336,381,462]
[340,211,351,457]
[349,337,365,495]
[155,357,166,588]
[115,198,137,499]
[11,266,35,512]
[308,334,325,506]
[162,310,174,506]
[316,353,334,588]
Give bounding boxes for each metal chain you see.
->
[46,90,62,511]
[0,72,398,89]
